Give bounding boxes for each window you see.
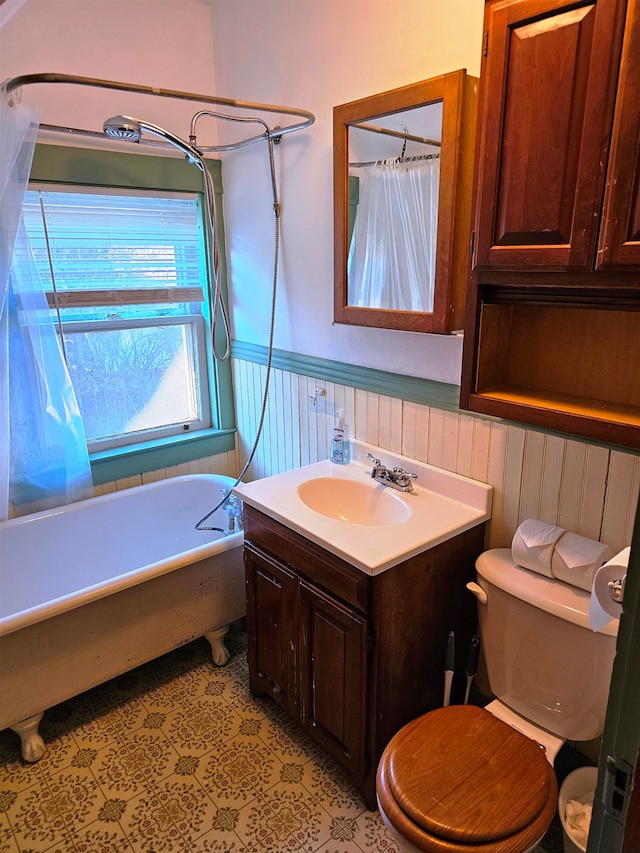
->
[23,145,235,481]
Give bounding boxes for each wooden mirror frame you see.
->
[333,69,477,334]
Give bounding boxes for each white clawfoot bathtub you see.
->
[0,473,245,762]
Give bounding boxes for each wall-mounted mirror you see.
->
[333,70,477,334]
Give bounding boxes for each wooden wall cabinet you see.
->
[243,506,485,809]
[461,0,640,448]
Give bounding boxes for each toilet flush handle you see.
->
[466,582,488,605]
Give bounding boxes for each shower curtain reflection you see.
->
[347,156,440,312]
[0,87,91,520]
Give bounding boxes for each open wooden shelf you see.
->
[468,386,640,447]
[467,299,640,448]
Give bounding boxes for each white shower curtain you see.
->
[0,84,92,520]
[348,156,440,312]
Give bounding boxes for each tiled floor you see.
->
[0,622,564,853]
[0,623,398,852]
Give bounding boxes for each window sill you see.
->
[90,428,236,485]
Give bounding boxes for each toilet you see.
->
[376,548,619,853]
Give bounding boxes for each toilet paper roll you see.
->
[512,518,566,577]
[551,531,616,592]
[589,547,631,633]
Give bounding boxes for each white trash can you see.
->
[558,766,598,853]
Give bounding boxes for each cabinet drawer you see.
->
[243,507,370,613]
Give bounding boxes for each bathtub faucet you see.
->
[220,492,244,534]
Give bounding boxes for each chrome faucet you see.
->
[219,490,244,534]
[366,453,417,493]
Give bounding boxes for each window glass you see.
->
[21,187,213,450]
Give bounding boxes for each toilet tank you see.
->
[476,548,618,742]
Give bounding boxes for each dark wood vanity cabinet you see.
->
[243,505,485,809]
[461,0,640,449]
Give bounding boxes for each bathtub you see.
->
[0,474,245,762]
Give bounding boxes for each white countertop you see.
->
[234,440,492,575]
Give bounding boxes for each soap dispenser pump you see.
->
[330,409,350,464]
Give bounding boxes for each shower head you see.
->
[103,114,204,168]
[103,115,142,142]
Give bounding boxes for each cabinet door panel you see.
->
[244,546,298,715]
[298,580,368,779]
[474,0,625,271]
[597,0,640,268]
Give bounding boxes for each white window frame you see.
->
[59,315,212,451]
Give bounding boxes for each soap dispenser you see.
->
[330,409,350,464]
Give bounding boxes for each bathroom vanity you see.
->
[235,442,492,808]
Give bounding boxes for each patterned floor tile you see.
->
[298,754,366,818]
[119,726,181,788]
[189,821,242,851]
[42,764,106,835]
[193,744,262,811]
[236,783,331,852]
[0,803,19,853]
[66,710,121,754]
[153,773,219,847]
[68,818,135,852]
[161,703,243,757]
[92,739,157,800]
[256,709,324,764]
[4,782,70,851]
[118,788,186,852]
[0,626,401,853]
[351,809,402,852]
[0,739,42,793]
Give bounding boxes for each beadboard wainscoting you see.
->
[95,349,640,555]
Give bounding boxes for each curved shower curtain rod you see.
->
[4,72,315,152]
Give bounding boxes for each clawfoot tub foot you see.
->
[204,625,231,666]
[11,712,46,762]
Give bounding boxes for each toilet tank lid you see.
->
[476,549,618,638]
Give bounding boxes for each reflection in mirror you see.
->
[333,70,478,334]
[348,103,442,313]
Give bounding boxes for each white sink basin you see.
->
[297,477,411,526]
[234,439,492,575]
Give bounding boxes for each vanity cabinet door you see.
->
[298,580,368,781]
[473,0,626,272]
[244,545,298,716]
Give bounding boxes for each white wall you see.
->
[2,0,483,386]
[0,0,219,150]
[210,0,485,385]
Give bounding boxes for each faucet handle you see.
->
[366,453,381,466]
[393,467,417,479]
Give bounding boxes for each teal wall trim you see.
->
[90,429,236,485]
[231,340,462,412]
[30,144,223,193]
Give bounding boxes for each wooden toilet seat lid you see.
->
[386,705,556,845]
